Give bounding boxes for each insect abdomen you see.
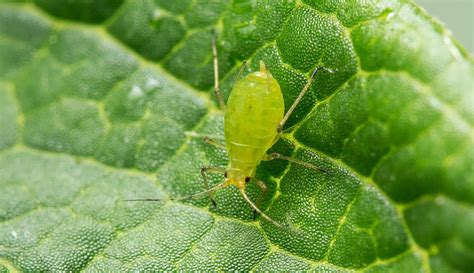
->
[224,63,284,175]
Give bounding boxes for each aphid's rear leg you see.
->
[203,136,226,149]
[233,60,247,86]
[212,35,226,111]
[264,152,327,174]
[184,131,225,149]
[277,66,333,132]
[251,178,268,220]
[201,166,227,207]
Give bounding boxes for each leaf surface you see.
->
[0,1,473,272]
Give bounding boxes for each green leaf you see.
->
[0,1,473,272]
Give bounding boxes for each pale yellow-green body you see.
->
[224,63,284,188]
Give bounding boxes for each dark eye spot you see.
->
[224,171,228,178]
[245,176,251,182]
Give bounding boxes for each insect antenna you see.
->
[123,183,225,202]
[238,188,308,239]
[238,188,283,227]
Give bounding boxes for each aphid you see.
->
[127,36,332,230]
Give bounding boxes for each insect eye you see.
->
[245,176,251,182]
[224,171,228,178]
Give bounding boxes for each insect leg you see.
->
[203,136,226,149]
[277,66,333,132]
[212,35,226,111]
[184,131,225,149]
[232,60,248,86]
[201,166,227,207]
[251,178,268,220]
[264,152,327,174]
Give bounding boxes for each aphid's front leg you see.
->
[264,152,327,174]
[201,166,227,207]
[277,66,333,132]
[251,178,268,220]
[212,35,226,111]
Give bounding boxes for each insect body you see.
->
[127,36,331,229]
[224,62,284,189]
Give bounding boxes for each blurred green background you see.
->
[416,0,473,53]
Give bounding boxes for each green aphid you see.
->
[128,36,332,230]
